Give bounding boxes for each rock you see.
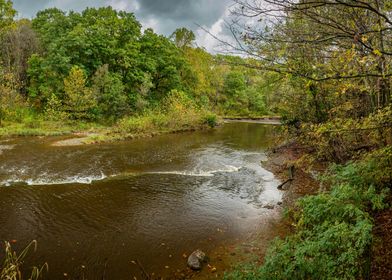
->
[263,204,275,210]
[187,250,206,270]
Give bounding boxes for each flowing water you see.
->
[0,122,282,279]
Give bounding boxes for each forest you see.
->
[1,0,392,279]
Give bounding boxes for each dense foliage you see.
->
[223,0,392,279]
[0,1,271,134]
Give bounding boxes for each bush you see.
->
[116,113,157,134]
[203,113,218,128]
[226,148,391,280]
[299,106,392,163]
[110,92,217,140]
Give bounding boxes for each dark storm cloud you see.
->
[136,0,231,33]
[12,0,234,51]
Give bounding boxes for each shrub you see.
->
[299,106,392,163]
[226,149,390,280]
[203,113,218,128]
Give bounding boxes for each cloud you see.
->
[12,0,234,52]
[107,0,139,11]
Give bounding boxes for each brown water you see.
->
[0,123,282,279]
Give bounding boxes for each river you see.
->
[0,122,282,279]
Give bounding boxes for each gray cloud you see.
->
[12,0,234,52]
[137,0,230,29]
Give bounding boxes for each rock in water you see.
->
[187,250,206,270]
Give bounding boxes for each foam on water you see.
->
[0,144,15,155]
[1,172,107,187]
[148,165,241,177]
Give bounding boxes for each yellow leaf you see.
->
[373,49,382,56]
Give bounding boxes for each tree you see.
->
[92,64,128,120]
[63,66,96,120]
[223,71,246,97]
[1,19,40,94]
[0,67,21,125]
[170,27,196,49]
[228,0,392,122]
[0,0,18,125]
[183,47,226,107]
[0,0,16,33]
[139,28,191,100]
[30,7,142,103]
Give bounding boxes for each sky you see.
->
[12,0,235,52]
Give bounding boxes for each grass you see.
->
[0,107,106,138]
[84,109,220,144]
[0,120,105,138]
[0,107,219,144]
[0,240,47,280]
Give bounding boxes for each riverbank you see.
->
[0,120,103,138]
[0,110,219,145]
[262,141,321,207]
[154,140,306,280]
[0,121,214,146]
[0,115,284,146]
[225,140,392,279]
[182,141,321,280]
[266,144,392,280]
[223,116,281,125]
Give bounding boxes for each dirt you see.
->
[262,141,321,207]
[371,206,392,280]
[51,132,98,146]
[224,117,281,125]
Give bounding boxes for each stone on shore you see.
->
[187,250,206,270]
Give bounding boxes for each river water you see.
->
[0,122,282,279]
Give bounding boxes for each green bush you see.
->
[226,148,391,280]
[203,113,218,128]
